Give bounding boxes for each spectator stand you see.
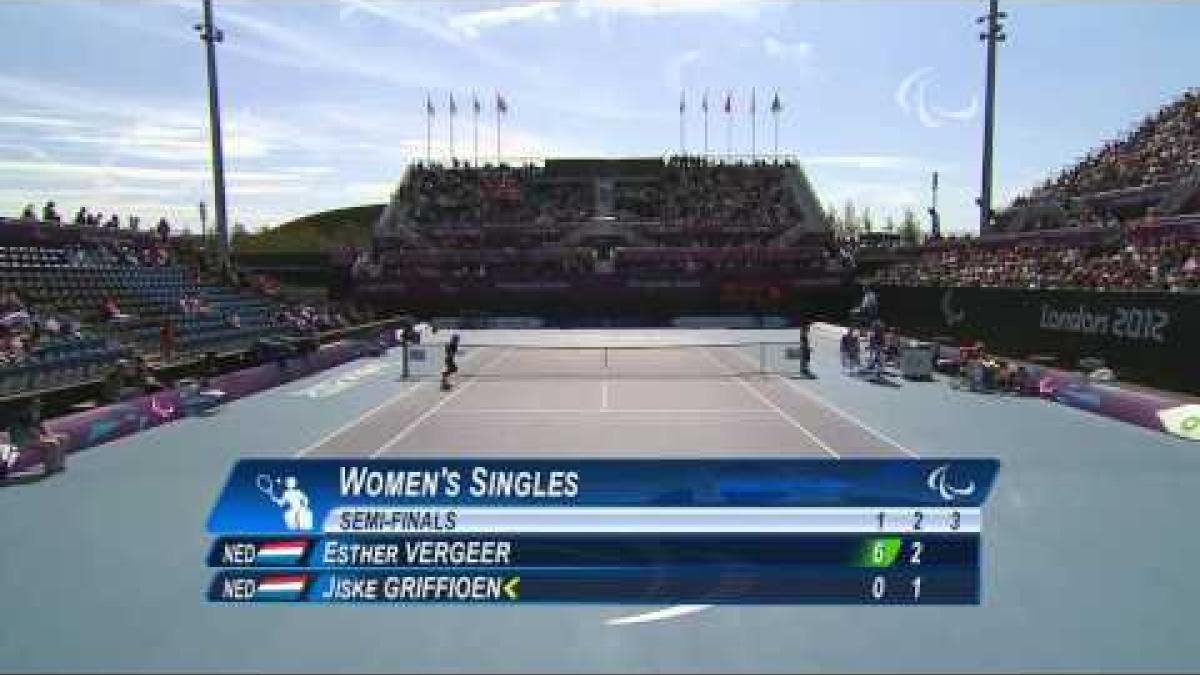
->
[998,89,1200,234]
[0,214,385,419]
[861,214,1200,292]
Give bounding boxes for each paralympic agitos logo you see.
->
[926,464,976,502]
[940,289,966,327]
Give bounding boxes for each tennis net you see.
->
[401,341,809,379]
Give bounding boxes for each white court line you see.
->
[729,376,841,459]
[437,408,777,415]
[607,342,847,628]
[606,605,712,626]
[295,341,501,456]
[293,383,424,457]
[370,348,512,458]
[779,378,919,458]
[294,339,494,458]
[700,348,840,459]
[726,339,920,459]
[601,381,609,410]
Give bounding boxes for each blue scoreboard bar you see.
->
[206,458,997,605]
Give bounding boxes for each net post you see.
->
[604,347,609,370]
[401,339,410,379]
[760,342,766,375]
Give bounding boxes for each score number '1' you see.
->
[869,539,924,601]
[869,576,923,601]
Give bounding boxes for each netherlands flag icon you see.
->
[255,541,309,566]
[255,574,308,600]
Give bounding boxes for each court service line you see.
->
[601,381,609,410]
[726,339,920,459]
[436,408,777,415]
[293,383,425,457]
[294,338,493,458]
[699,348,840,459]
[370,348,513,458]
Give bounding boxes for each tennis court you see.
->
[302,330,908,460]
[1,326,1197,672]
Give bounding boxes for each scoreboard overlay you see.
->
[206,459,998,605]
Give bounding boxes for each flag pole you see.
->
[679,91,685,157]
[770,91,783,162]
[703,90,709,157]
[495,94,501,164]
[425,94,431,164]
[773,110,779,159]
[725,91,732,159]
[750,88,756,161]
[473,96,479,166]
[449,96,455,161]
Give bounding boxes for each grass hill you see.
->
[232,203,385,254]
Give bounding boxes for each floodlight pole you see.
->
[197,0,230,272]
[198,201,207,250]
[977,0,1006,234]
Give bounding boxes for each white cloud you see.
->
[48,121,273,163]
[575,0,759,20]
[763,36,813,63]
[0,114,85,130]
[802,155,960,176]
[817,179,924,221]
[448,2,562,40]
[340,0,466,45]
[0,143,53,161]
[337,0,541,80]
[664,49,703,91]
[499,127,608,159]
[804,155,918,170]
[342,181,396,203]
[0,74,200,131]
[226,184,312,197]
[0,160,328,185]
[214,5,449,87]
[0,73,375,172]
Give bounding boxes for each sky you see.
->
[0,0,1197,235]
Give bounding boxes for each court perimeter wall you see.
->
[874,286,1199,396]
[812,322,1196,441]
[5,334,396,474]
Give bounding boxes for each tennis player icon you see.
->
[256,474,313,531]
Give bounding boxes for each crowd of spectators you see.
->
[864,230,1200,292]
[534,184,592,225]
[368,248,596,282]
[15,201,173,241]
[1,396,66,478]
[403,162,583,227]
[272,303,352,333]
[401,157,807,236]
[616,246,844,280]
[614,182,664,219]
[1011,89,1200,208]
[662,157,802,232]
[1,289,86,365]
[178,293,213,316]
[360,243,850,283]
[98,355,165,404]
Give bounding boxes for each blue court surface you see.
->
[1,327,1197,673]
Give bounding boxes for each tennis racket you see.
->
[255,474,279,502]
